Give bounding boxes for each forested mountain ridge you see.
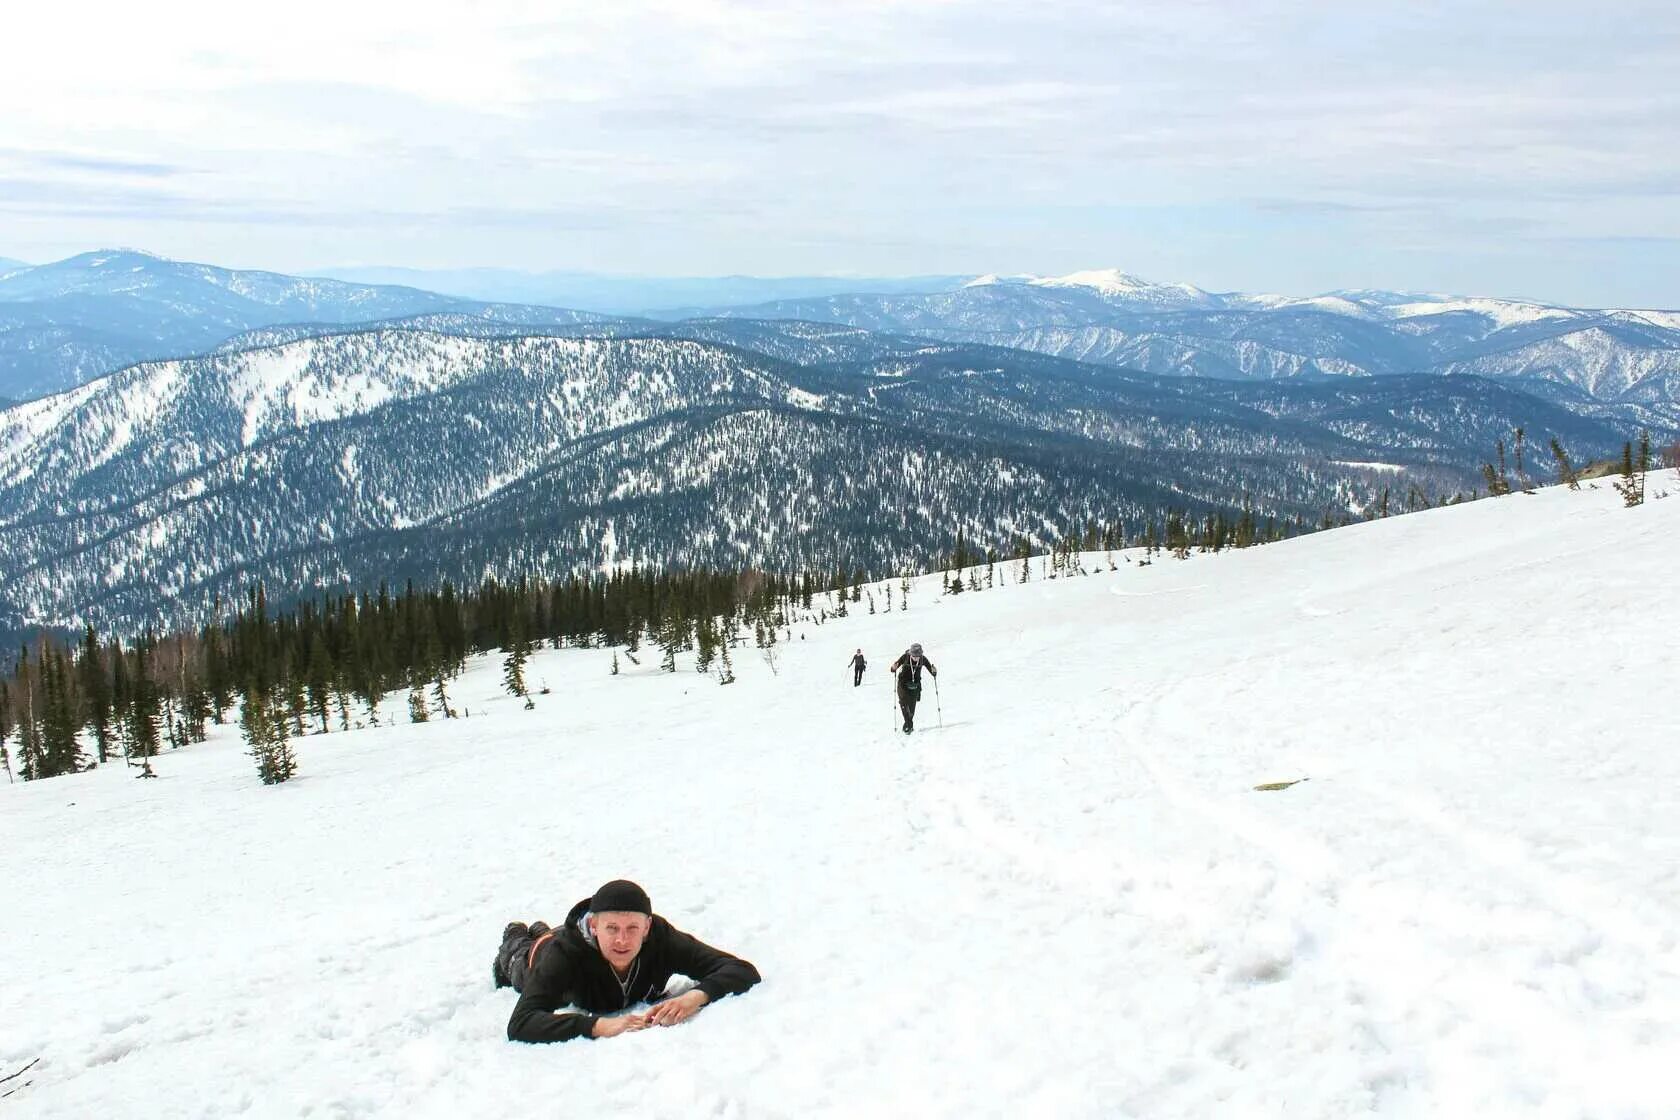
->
[694,272,1680,409]
[0,322,1642,634]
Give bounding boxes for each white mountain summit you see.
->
[966,268,1220,309]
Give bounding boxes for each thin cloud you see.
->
[0,0,1674,304]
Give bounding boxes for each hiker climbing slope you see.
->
[888,643,937,733]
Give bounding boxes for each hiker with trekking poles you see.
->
[849,648,867,687]
[889,643,938,733]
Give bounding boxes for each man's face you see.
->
[588,910,650,971]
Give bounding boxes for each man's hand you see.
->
[645,990,710,1027]
[591,1012,649,1039]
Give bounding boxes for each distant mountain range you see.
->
[697,271,1680,411]
[0,314,1642,633]
[312,266,971,317]
[0,250,611,400]
[1,250,1671,635]
[4,253,1676,423]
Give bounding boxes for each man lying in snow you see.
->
[493,879,761,1043]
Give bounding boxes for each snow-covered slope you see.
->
[4,475,1676,1117]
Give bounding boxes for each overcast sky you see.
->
[4,0,1677,306]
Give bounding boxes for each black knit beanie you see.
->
[591,879,652,915]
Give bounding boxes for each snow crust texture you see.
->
[3,476,1677,1117]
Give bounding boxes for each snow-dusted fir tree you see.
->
[717,641,736,686]
[1614,434,1650,508]
[502,615,533,709]
[242,680,297,786]
[407,670,429,723]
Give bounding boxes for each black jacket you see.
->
[889,652,936,690]
[507,896,761,1044]
[850,654,867,670]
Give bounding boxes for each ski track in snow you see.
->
[3,475,1678,1118]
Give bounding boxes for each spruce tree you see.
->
[267,684,298,782]
[123,647,161,776]
[1638,429,1652,504]
[183,683,212,743]
[1615,440,1642,507]
[1549,438,1580,490]
[41,644,83,777]
[1482,439,1512,496]
[429,668,455,719]
[1512,427,1529,490]
[240,679,270,772]
[78,624,112,763]
[408,675,430,723]
[13,648,42,781]
[502,614,532,707]
[0,683,12,782]
[243,679,297,785]
[657,612,682,673]
[109,637,131,732]
[717,640,736,685]
[304,633,334,734]
[202,621,232,721]
[1166,512,1190,559]
[695,615,717,674]
[283,664,307,738]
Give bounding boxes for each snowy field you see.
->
[4,474,1678,1118]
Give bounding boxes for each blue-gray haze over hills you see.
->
[311,266,971,318]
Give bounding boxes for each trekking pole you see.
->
[933,674,943,728]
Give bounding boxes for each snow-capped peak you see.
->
[967,268,1218,308]
[963,273,1036,288]
[1380,296,1583,330]
[80,248,165,268]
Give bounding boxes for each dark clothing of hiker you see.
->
[500,896,760,1044]
[850,652,867,686]
[888,648,937,732]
